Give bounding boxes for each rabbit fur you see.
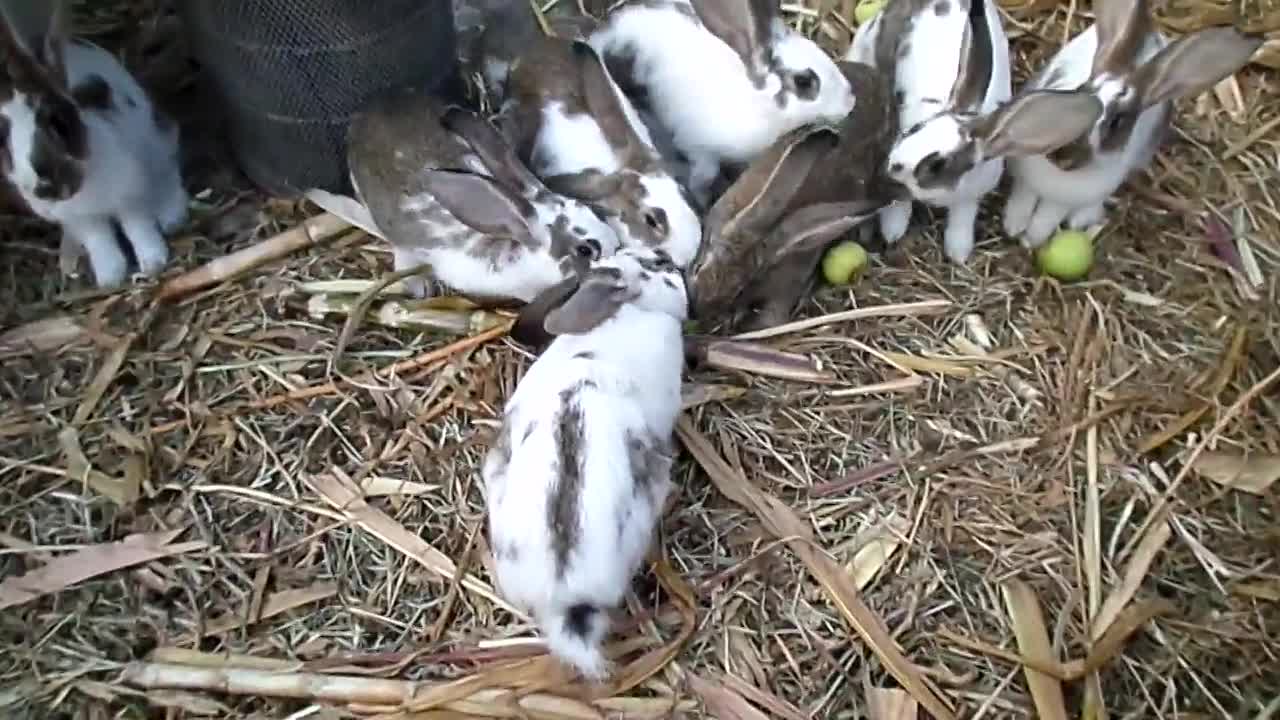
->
[1000,0,1262,247]
[484,245,687,680]
[500,37,703,269]
[689,61,896,329]
[588,0,856,207]
[346,87,623,304]
[0,1,187,287]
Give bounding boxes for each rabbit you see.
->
[844,0,1015,264]
[587,0,857,208]
[499,37,703,269]
[465,2,601,104]
[483,245,687,681]
[1000,0,1262,247]
[689,61,897,330]
[0,1,188,288]
[346,86,623,304]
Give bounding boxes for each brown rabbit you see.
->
[689,61,899,330]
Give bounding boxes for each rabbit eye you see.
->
[792,70,819,99]
[577,239,601,259]
[920,153,946,178]
[643,208,667,233]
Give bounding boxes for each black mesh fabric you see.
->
[180,0,460,196]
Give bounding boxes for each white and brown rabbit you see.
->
[0,1,188,287]
[1001,0,1262,247]
[484,245,687,680]
[346,87,623,303]
[689,61,896,330]
[466,2,601,104]
[499,37,703,269]
[588,0,856,206]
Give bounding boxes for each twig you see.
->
[730,299,952,341]
[156,212,353,301]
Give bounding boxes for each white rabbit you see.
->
[483,246,687,680]
[1000,0,1262,247]
[588,0,856,206]
[347,88,622,303]
[0,1,188,287]
[500,36,703,268]
[847,0,1019,263]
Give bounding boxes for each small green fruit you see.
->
[822,240,869,285]
[854,0,887,24]
[1035,229,1093,281]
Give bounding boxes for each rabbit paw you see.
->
[1002,184,1036,238]
[66,217,129,287]
[1067,203,1105,230]
[943,203,978,264]
[157,185,191,233]
[1023,201,1069,249]
[119,213,171,276]
[879,201,911,245]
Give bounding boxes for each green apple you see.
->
[1035,229,1093,281]
[822,240,869,285]
[854,0,887,24]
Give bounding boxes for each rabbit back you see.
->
[485,306,682,678]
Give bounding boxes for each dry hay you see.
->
[1,0,1278,718]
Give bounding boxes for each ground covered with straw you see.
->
[1,1,1278,718]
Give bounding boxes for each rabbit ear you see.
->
[766,201,883,264]
[512,274,582,347]
[542,168,626,202]
[543,265,629,335]
[1131,26,1262,110]
[441,106,544,193]
[947,0,994,111]
[0,2,56,93]
[1091,0,1153,76]
[702,124,838,247]
[39,0,69,86]
[972,90,1103,158]
[689,124,837,319]
[689,0,776,79]
[572,40,646,166]
[421,169,538,243]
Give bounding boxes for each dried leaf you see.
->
[1081,599,1173,675]
[681,383,748,409]
[1002,579,1068,720]
[877,352,974,377]
[73,331,136,425]
[687,672,770,720]
[676,419,954,720]
[199,583,333,639]
[0,530,206,609]
[58,426,139,506]
[1204,213,1243,270]
[144,690,233,716]
[847,513,910,590]
[1229,580,1280,602]
[0,314,87,354]
[1192,451,1280,494]
[1091,520,1172,640]
[302,470,517,615]
[867,688,918,720]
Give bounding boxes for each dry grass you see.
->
[2,0,1279,718]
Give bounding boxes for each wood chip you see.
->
[867,688,919,720]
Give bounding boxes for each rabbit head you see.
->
[1044,0,1261,170]
[0,1,87,202]
[515,246,687,345]
[887,89,1103,203]
[690,124,851,323]
[692,0,855,125]
[536,41,703,269]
